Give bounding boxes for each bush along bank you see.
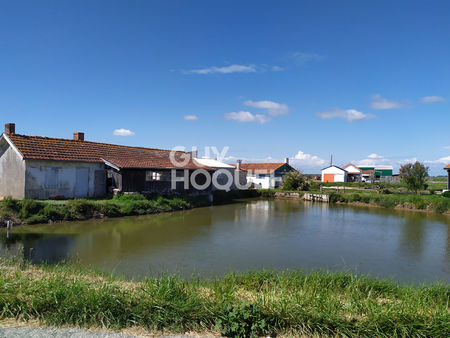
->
[0,193,213,226]
[0,259,448,337]
[329,191,450,214]
[0,190,267,226]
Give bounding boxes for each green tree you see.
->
[399,161,429,193]
[282,171,310,191]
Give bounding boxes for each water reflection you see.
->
[0,200,449,283]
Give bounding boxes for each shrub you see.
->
[216,302,276,338]
[120,200,152,215]
[18,199,42,219]
[378,197,398,208]
[282,171,310,191]
[168,198,191,210]
[433,200,449,213]
[361,195,371,203]
[413,199,427,210]
[23,215,48,224]
[66,199,98,216]
[350,193,361,202]
[329,192,340,203]
[1,197,19,212]
[442,191,450,198]
[39,204,70,221]
[99,202,121,217]
[382,189,392,194]
[113,193,147,201]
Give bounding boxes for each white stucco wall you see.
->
[25,160,105,199]
[343,165,361,174]
[321,166,348,183]
[247,174,282,189]
[0,139,26,199]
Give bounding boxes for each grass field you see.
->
[0,259,448,337]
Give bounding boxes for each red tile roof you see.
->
[6,134,210,170]
[235,162,292,174]
[445,164,450,170]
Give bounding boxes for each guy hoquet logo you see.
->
[168,146,282,191]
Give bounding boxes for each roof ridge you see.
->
[9,133,177,153]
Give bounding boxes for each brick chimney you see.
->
[236,159,242,171]
[73,132,85,141]
[5,123,15,135]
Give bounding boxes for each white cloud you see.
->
[187,64,256,75]
[316,108,375,122]
[421,96,445,103]
[224,111,271,124]
[289,52,324,65]
[244,100,289,116]
[370,94,403,110]
[113,128,135,136]
[271,65,284,72]
[356,154,390,167]
[425,156,450,164]
[397,157,418,164]
[291,150,327,167]
[184,115,198,121]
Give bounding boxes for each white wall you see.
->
[25,160,105,199]
[321,166,348,182]
[247,174,282,189]
[0,139,26,199]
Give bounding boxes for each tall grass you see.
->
[0,259,448,337]
[329,191,450,214]
[0,194,212,225]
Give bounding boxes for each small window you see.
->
[146,171,162,181]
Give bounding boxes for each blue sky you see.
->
[0,0,449,174]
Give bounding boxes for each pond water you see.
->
[1,199,449,283]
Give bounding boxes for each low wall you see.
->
[274,192,330,203]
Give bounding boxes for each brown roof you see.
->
[6,134,209,170]
[362,170,375,175]
[342,163,362,173]
[445,164,450,170]
[238,162,292,174]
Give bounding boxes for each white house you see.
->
[321,165,348,183]
[342,163,362,182]
[238,158,296,189]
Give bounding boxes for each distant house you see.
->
[0,123,213,200]
[193,156,242,190]
[238,159,296,189]
[359,165,393,182]
[321,165,348,183]
[342,163,362,182]
[445,164,450,191]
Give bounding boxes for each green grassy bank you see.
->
[0,194,212,226]
[0,259,448,337]
[329,191,450,214]
[258,186,450,214]
[0,190,260,226]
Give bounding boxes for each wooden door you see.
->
[323,174,334,182]
[75,167,89,197]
